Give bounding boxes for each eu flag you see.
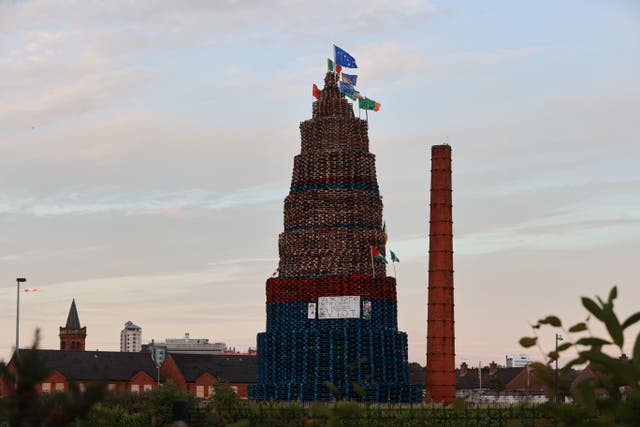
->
[334,45,358,68]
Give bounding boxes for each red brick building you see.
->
[1,349,161,396]
[161,353,256,399]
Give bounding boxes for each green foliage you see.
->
[519,337,537,348]
[206,379,243,426]
[408,362,424,373]
[0,330,106,427]
[521,286,640,425]
[488,377,506,392]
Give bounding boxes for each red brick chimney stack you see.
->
[425,144,455,404]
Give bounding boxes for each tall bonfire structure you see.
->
[249,72,420,402]
[425,144,455,403]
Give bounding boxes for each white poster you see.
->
[318,296,361,319]
[307,302,316,319]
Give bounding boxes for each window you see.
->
[55,383,64,392]
[131,384,140,393]
[79,383,86,391]
[108,383,116,391]
[143,384,153,392]
[208,385,215,397]
[196,385,205,398]
[41,382,51,393]
[231,386,239,394]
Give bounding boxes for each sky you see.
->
[1,0,639,367]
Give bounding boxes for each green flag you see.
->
[327,58,334,72]
[373,254,388,264]
[390,250,400,263]
[358,97,381,112]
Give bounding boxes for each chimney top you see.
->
[489,361,498,375]
[459,362,468,376]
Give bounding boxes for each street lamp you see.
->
[554,333,563,403]
[16,278,26,357]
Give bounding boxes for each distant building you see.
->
[120,321,142,352]
[59,299,86,351]
[143,333,229,355]
[506,354,532,368]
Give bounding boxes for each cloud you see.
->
[0,110,297,192]
[0,70,146,129]
[456,46,546,73]
[358,41,439,87]
[0,185,283,217]
[2,1,447,47]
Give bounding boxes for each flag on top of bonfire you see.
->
[341,73,357,86]
[313,83,320,99]
[390,250,400,263]
[327,58,342,74]
[334,45,358,68]
[339,81,361,99]
[371,246,388,264]
[359,97,381,112]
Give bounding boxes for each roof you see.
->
[169,353,256,383]
[64,299,81,329]
[123,321,141,330]
[14,349,162,382]
[456,367,522,390]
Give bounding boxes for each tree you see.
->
[0,330,106,426]
[520,286,640,425]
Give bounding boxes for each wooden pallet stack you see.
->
[249,72,420,402]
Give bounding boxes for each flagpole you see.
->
[392,259,397,280]
[370,247,375,278]
[333,44,337,77]
[365,109,368,121]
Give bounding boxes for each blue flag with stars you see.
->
[334,45,358,68]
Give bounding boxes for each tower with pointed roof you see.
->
[59,299,86,351]
[249,72,420,402]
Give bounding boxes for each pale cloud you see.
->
[1,0,446,46]
[358,41,438,87]
[456,46,546,72]
[0,185,283,217]
[0,70,146,128]
[0,111,296,191]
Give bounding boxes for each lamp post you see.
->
[15,277,26,391]
[16,278,26,357]
[554,333,563,403]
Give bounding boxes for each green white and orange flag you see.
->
[359,97,381,112]
[327,58,342,74]
[390,250,400,263]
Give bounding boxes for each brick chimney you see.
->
[425,144,455,404]
[489,361,498,375]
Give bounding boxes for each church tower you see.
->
[249,72,420,402]
[59,299,86,351]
